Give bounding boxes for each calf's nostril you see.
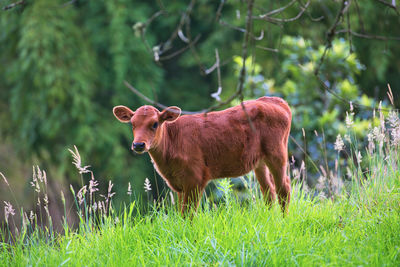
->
[133,142,146,151]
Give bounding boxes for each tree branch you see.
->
[256,45,279,53]
[336,29,400,41]
[210,49,223,101]
[237,0,254,100]
[314,0,348,75]
[123,0,256,116]
[158,34,201,61]
[2,0,24,10]
[253,0,310,23]
[256,0,298,18]
[184,13,207,74]
[375,0,400,15]
[215,0,226,22]
[314,75,398,112]
[159,0,197,56]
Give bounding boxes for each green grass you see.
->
[1,174,399,266]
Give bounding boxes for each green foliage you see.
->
[6,0,96,165]
[0,0,165,195]
[233,36,384,172]
[277,37,369,136]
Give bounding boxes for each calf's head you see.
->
[113,105,181,153]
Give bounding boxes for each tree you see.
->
[0,0,399,216]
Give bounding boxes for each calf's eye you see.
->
[152,122,159,129]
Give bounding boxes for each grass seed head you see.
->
[77,186,87,205]
[127,182,132,196]
[345,111,354,128]
[0,172,9,186]
[68,145,92,174]
[356,151,363,164]
[144,178,152,192]
[3,201,15,224]
[391,126,400,146]
[387,111,400,146]
[29,210,35,223]
[44,194,49,207]
[334,134,345,152]
[89,178,99,195]
[316,176,327,191]
[107,181,115,199]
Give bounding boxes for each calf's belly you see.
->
[208,153,261,179]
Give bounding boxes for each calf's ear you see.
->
[113,105,135,123]
[159,106,181,122]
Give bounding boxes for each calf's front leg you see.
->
[181,185,205,216]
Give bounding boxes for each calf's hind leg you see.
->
[254,164,276,205]
[265,154,291,213]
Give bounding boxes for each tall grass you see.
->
[0,107,399,266]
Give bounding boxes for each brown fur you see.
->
[113,96,292,214]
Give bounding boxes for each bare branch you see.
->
[184,13,207,74]
[2,0,24,10]
[305,10,324,22]
[237,0,255,100]
[124,80,228,115]
[133,10,166,56]
[204,61,218,75]
[256,45,279,53]
[346,4,353,54]
[375,0,400,15]
[136,0,197,62]
[178,30,189,43]
[215,0,226,22]
[219,20,267,39]
[157,0,166,11]
[336,29,400,41]
[124,0,257,118]
[124,81,167,110]
[204,53,231,76]
[160,0,197,55]
[219,20,247,33]
[61,0,77,7]
[305,13,325,22]
[315,75,398,112]
[147,10,165,25]
[314,0,348,75]
[353,0,365,33]
[211,49,223,101]
[236,0,257,132]
[253,0,310,23]
[253,30,264,41]
[256,0,297,18]
[158,34,201,61]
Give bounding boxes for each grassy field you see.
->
[1,111,400,266]
[1,168,399,266]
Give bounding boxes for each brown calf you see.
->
[113,97,292,214]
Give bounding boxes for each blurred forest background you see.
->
[0,0,399,228]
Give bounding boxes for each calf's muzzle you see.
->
[132,142,146,152]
